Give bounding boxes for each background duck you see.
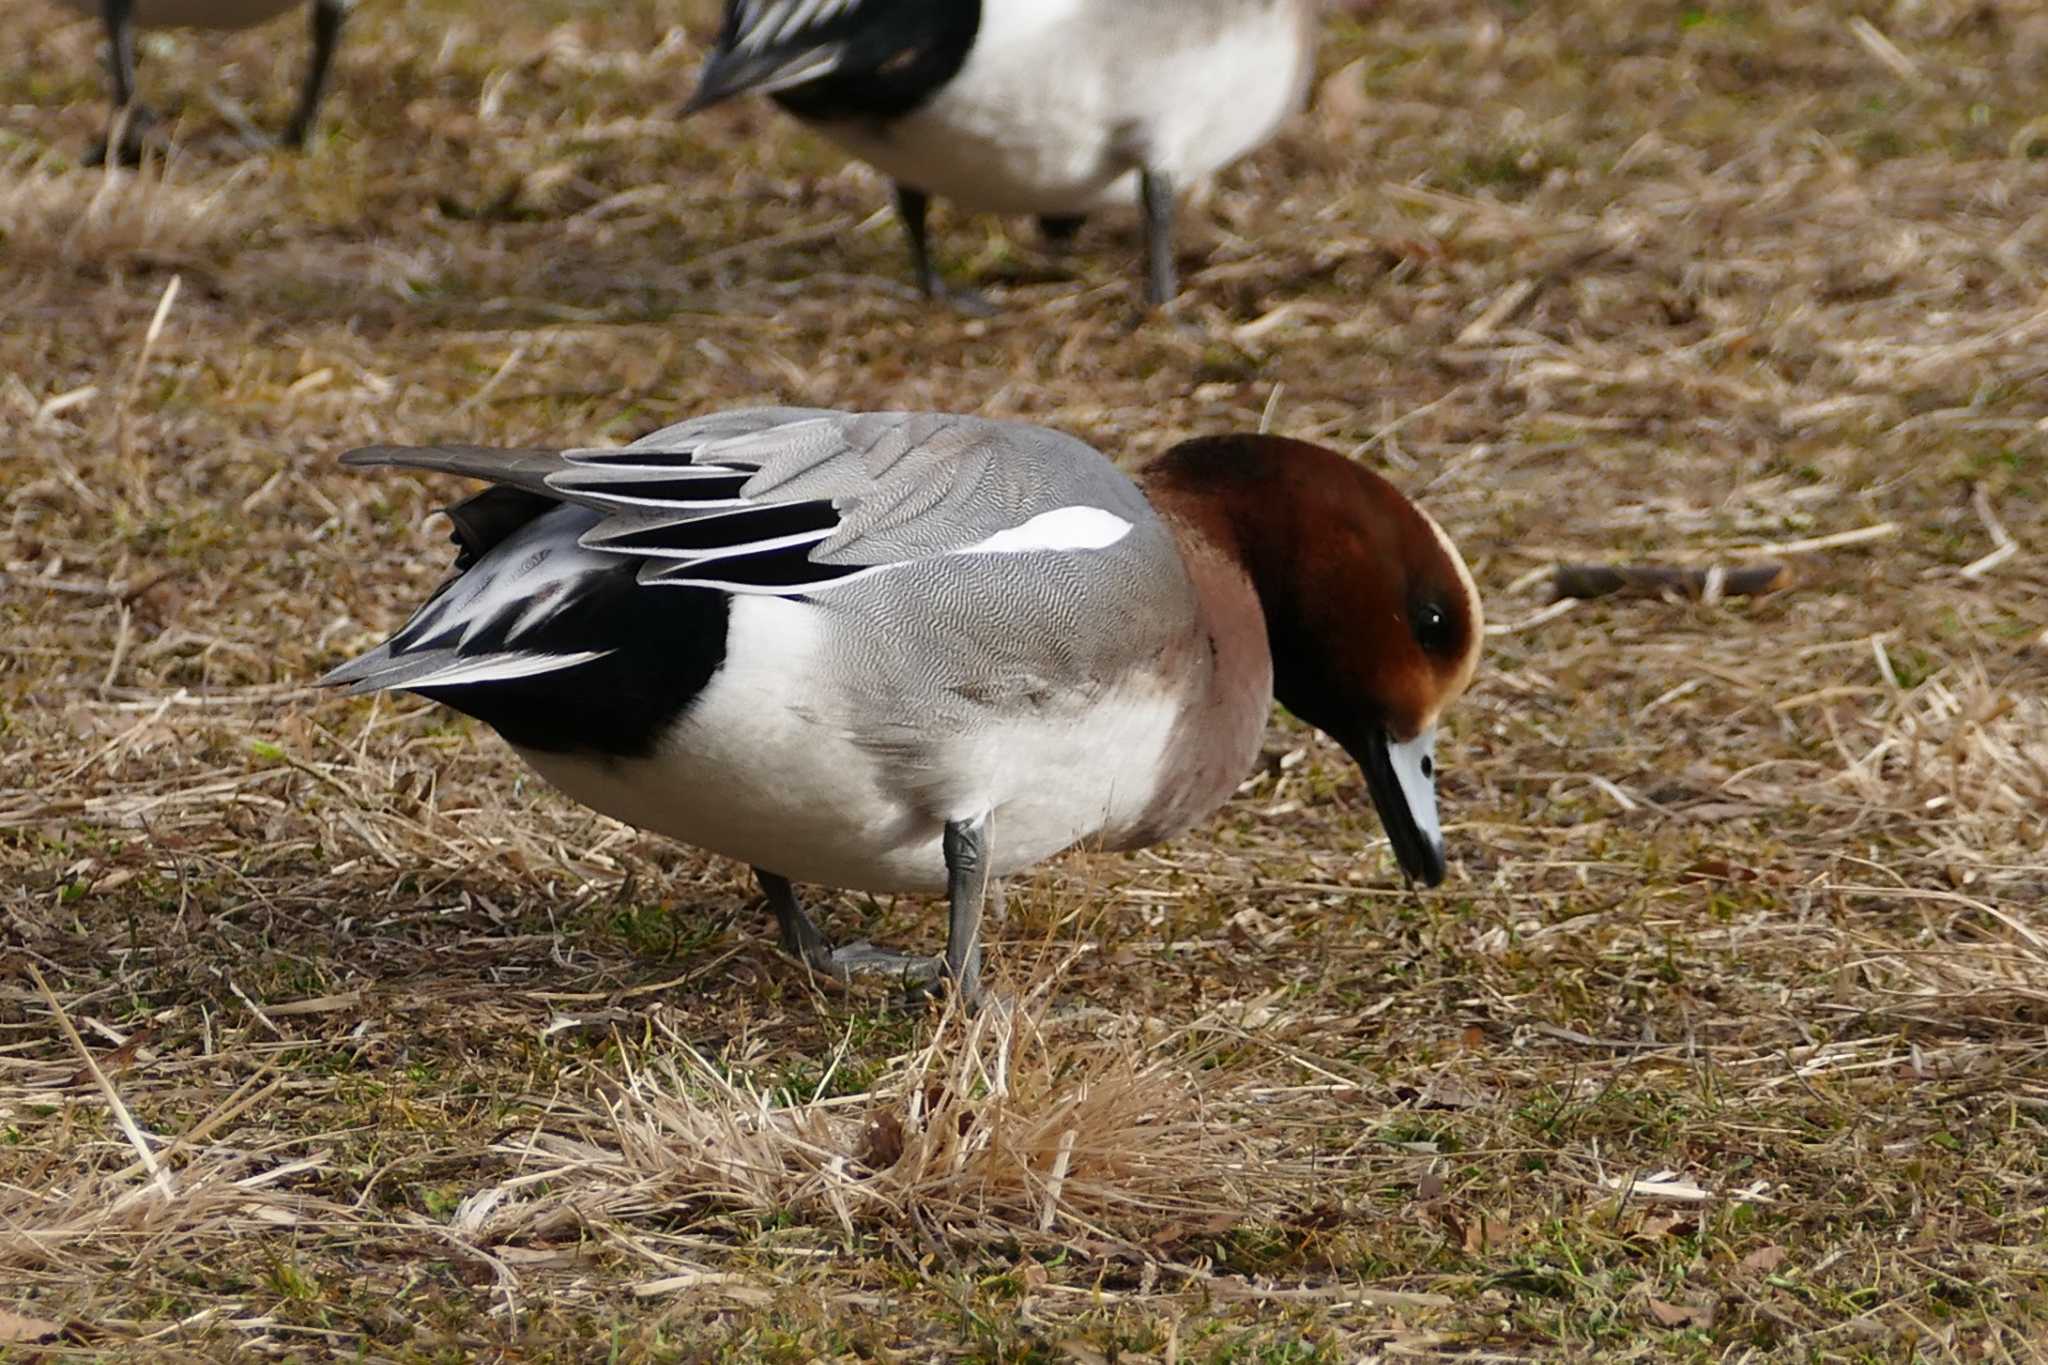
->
[55,0,348,164]
[683,0,1318,309]
[321,408,1482,1004]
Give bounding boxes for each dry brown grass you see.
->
[4,0,2047,1359]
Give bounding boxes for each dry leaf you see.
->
[1637,1213,1693,1240]
[859,1109,904,1169]
[0,1307,63,1345]
[1419,1075,1496,1110]
[1316,57,1371,135]
[69,1025,157,1086]
[1645,1296,1713,1329]
[1463,1217,1511,1253]
[1740,1245,1788,1274]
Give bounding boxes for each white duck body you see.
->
[813,0,1316,215]
[517,569,1215,895]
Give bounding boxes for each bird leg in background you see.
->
[89,0,157,167]
[894,183,942,298]
[1140,168,1177,307]
[285,0,348,147]
[891,183,993,315]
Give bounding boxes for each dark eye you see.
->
[1412,601,1456,655]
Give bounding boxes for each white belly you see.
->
[513,594,1189,895]
[814,0,1311,215]
[54,0,307,29]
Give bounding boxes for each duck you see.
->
[320,408,1482,1004]
[57,0,349,165]
[681,0,1319,309]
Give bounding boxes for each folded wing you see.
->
[324,408,1150,694]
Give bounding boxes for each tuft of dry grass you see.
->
[4,0,2047,1358]
[478,974,1265,1255]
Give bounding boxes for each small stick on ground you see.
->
[26,961,174,1200]
[1551,562,1793,602]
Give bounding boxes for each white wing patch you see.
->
[736,0,861,52]
[957,506,1133,557]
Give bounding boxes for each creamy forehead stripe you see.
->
[1417,503,1482,638]
[1413,503,1484,723]
[958,505,1134,557]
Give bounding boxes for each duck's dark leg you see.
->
[894,183,941,298]
[940,813,990,1005]
[892,182,993,316]
[758,868,829,964]
[754,826,990,1006]
[755,867,943,989]
[283,0,347,148]
[88,0,155,167]
[1139,167,1177,307]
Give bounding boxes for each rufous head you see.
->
[1143,435,1483,885]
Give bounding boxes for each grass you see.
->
[3,0,2047,1358]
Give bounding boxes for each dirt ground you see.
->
[3,0,2046,1359]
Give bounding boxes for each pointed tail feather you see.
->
[340,443,574,497]
[318,640,611,694]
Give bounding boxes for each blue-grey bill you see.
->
[1359,724,1446,887]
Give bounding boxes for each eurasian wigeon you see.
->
[681,0,1318,309]
[321,409,1483,1003]
[56,0,348,165]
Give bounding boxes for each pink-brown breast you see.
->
[1106,516,1275,851]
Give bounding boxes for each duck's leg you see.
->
[758,868,828,963]
[1139,167,1177,308]
[88,0,155,167]
[282,0,347,148]
[940,813,990,1006]
[754,821,990,1005]
[754,867,943,989]
[893,183,993,316]
[894,184,941,298]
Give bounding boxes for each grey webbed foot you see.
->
[813,940,947,989]
[936,284,997,319]
[755,868,946,997]
[753,819,993,1010]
